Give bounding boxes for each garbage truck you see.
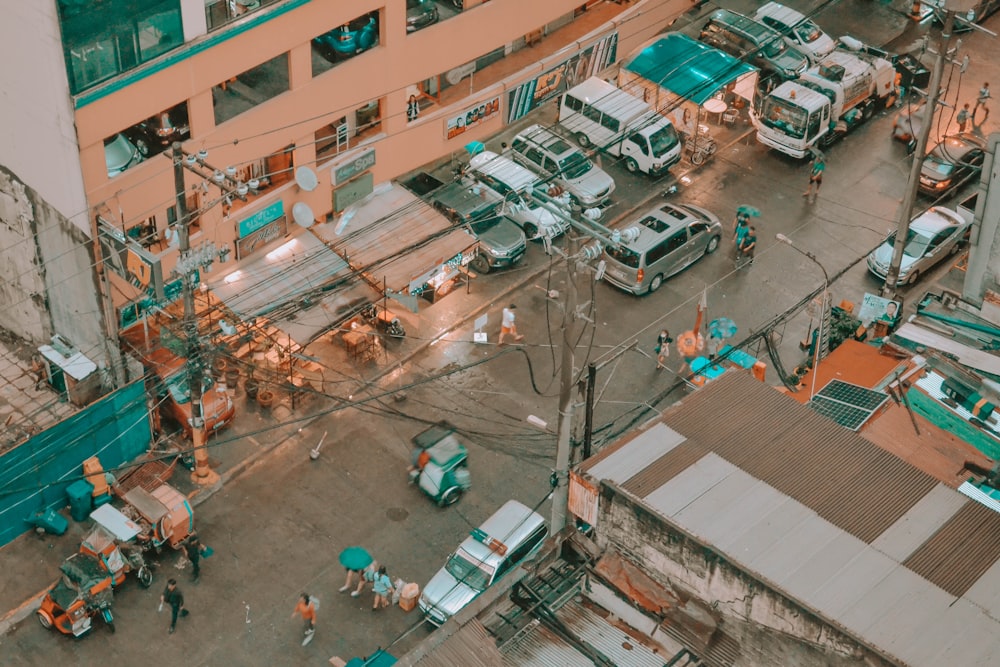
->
[755,36,897,158]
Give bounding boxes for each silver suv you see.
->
[430,181,526,274]
[510,124,615,207]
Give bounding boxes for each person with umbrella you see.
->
[734,205,758,257]
[338,547,376,597]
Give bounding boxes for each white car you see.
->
[755,2,835,63]
[867,207,973,286]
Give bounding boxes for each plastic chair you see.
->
[722,108,739,126]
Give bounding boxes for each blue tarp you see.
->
[622,33,757,105]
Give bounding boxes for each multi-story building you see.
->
[0,0,688,384]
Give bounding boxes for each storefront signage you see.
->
[507,32,618,123]
[97,217,165,300]
[236,216,288,260]
[858,293,901,326]
[446,97,501,140]
[334,172,374,213]
[333,148,376,186]
[238,200,285,239]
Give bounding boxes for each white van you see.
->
[558,77,681,176]
[468,151,570,240]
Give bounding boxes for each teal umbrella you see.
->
[708,317,738,339]
[736,204,760,217]
[338,546,373,571]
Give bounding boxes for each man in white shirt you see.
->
[499,304,525,345]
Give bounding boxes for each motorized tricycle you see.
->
[361,303,406,338]
[410,422,471,507]
[38,552,116,636]
[79,504,153,589]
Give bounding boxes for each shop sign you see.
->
[507,32,618,123]
[236,216,288,260]
[333,148,376,186]
[118,274,191,328]
[97,217,165,300]
[334,172,374,213]
[238,200,285,239]
[445,97,501,140]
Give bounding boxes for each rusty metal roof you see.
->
[579,372,1000,667]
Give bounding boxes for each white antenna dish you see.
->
[292,202,315,228]
[295,166,319,192]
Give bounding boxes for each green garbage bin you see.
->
[67,480,94,522]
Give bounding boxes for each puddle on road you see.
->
[386,507,408,522]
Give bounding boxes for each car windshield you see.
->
[760,98,808,138]
[444,549,493,591]
[763,37,789,59]
[469,216,503,235]
[794,22,822,43]
[606,244,641,268]
[887,230,933,259]
[648,124,680,156]
[559,153,593,180]
[924,154,955,176]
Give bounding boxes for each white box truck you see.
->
[558,77,682,176]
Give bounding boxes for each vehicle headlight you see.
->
[487,246,507,257]
[934,179,951,190]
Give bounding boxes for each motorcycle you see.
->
[38,552,116,636]
[361,304,405,338]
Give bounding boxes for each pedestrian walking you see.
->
[406,95,420,123]
[372,565,394,610]
[655,329,672,370]
[734,210,750,253]
[184,532,208,583]
[159,578,188,635]
[340,560,379,597]
[957,103,971,132]
[974,82,991,122]
[291,593,317,645]
[802,153,825,202]
[737,226,757,268]
[498,304,525,345]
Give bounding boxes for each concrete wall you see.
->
[0,0,90,234]
[594,484,897,667]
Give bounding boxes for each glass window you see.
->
[565,95,583,112]
[665,231,688,253]
[57,0,183,95]
[213,53,290,125]
[204,0,286,33]
[311,11,380,77]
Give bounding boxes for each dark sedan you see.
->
[407,0,439,32]
[918,133,986,196]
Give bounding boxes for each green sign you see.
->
[334,172,374,212]
[238,200,285,238]
[333,148,376,185]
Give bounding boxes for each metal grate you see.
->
[808,379,888,431]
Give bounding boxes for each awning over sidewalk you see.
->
[210,232,378,345]
[312,183,477,297]
[620,32,757,105]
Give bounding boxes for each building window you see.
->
[204,0,286,33]
[310,11,380,77]
[57,0,183,95]
[212,53,290,125]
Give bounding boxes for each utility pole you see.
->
[882,9,956,298]
[170,143,247,486]
[551,234,579,534]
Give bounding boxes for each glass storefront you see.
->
[57,0,184,95]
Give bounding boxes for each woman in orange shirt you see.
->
[291,593,316,645]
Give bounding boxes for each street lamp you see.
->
[776,234,829,399]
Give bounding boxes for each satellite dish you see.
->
[292,202,315,228]
[294,166,319,192]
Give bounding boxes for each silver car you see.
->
[104,133,144,178]
[510,124,615,207]
[867,207,972,286]
[602,202,723,295]
[419,500,547,626]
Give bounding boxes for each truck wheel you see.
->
[36,611,53,629]
[647,274,664,293]
[705,235,720,254]
[575,133,591,148]
[861,101,875,121]
[625,157,639,173]
[470,255,490,274]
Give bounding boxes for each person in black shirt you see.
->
[160,579,188,634]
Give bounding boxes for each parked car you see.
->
[931,0,1000,33]
[754,2,835,63]
[429,181,526,274]
[127,107,190,157]
[313,12,378,61]
[918,133,986,197]
[509,124,616,207]
[104,133,144,178]
[699,9,810,81]
[419,500,547,626]
[866,206,973,286]
[406,0,439,32]
[602,202,722,295]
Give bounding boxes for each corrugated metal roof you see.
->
[586,422,686,484]
[587,373,1000,667]
[408,619,505,667]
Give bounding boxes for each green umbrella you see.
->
[737,204,761,217]
[338,546,373,571]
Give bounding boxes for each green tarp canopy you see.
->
[622,33,757,105]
